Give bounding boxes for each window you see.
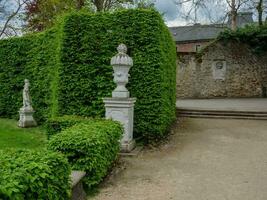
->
[195,44,201,52]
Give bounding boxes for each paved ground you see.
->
[176,98,267,112]
[91,118,267,200]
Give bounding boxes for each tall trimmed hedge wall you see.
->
[0,28,61,121]
[58,10,177,139]
[0,9,176,139]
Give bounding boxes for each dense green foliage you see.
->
[0,118,46,150]
[25,0,76,31]
[45,115,91,138]
[0,27,61,122]
[0,149,71,200]
[0,9,176,140]
[58,10,177,140]
[218,24,267,54]
[47,119,122,188]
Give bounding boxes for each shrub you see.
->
[45,115,90,139]
[0,149,71,200]
[0,27,61,122]
[0,9,177,141]
[58,9,177,140]
[218,24,267,54]
[47,119,123,188]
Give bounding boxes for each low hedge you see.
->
[47,119,123,188]
[45,115,90,139]
[0,149,71,200]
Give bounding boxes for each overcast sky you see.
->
[154,0,229,26]
[155,0,178,21]
[153,0,257,26]
[0,0,262,28]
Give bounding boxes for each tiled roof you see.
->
[169,24,226,42]
[169,12,254,43]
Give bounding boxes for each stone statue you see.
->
[23,79,32,109]
[18,79,37,128]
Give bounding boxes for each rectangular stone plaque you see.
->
[212,60,227,80]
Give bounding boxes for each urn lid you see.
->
[111,44,133,67]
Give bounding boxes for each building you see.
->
[170,12,267,99]
[169,12,254,54]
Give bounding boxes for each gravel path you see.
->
[91,118,267,200]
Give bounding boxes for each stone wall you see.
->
[177,41,267,98]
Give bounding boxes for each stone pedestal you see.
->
[70,171,86,200]
[103,98,136,152]
[18,107,37,128]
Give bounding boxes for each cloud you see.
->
[154,0,179,21]
[154,0,230,26]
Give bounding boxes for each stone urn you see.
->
[111,44,133,98]
[103,44,136,152]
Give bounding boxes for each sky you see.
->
[0,0,263,29]
[1,0,229,27]
[154,0,230,26]
[153,0,263,27]
[155,0,184,26]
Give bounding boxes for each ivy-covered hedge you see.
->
[218,24,267,54]
[0,149,71,200]
[58,9,177,139]
[47,119,123,188]
[45,115,90,138]
[0,9,176,140]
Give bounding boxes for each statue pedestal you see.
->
[103,98,136,153]
[18,107,37,128]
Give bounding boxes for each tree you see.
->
[173,0,253,30]
[0,0,30,38]
[90,0,132,11]
[25,0,76,31]
[225,0,250,30]
[256,0,264,25]
[25,0,133,32]
[133,0,155,8]
[246,0,267,26]
[173,0,206,24]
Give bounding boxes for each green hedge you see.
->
[0,149,71,200]
[47,119,123,188]
[45,115,90,139]
[58,9,177,139]
[0,9,177,140]
[0,27,61,122]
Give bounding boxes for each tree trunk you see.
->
[256,0,263,26]
[94,0,105,11]
[231,0,237,31]
[76,0,85,10]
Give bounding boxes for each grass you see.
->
[0,118,47,150]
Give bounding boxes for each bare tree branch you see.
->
[0,0,29,38]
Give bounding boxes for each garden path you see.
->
[92,118,267,200]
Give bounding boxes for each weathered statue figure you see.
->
[18,79,37,128]
[23,79,32,109]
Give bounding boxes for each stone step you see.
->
[177,109,267,120]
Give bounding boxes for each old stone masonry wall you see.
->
[177,41,267,98]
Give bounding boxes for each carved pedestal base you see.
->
[103,98,136,153]
[121,139,136,153]
[18,107,37,128]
